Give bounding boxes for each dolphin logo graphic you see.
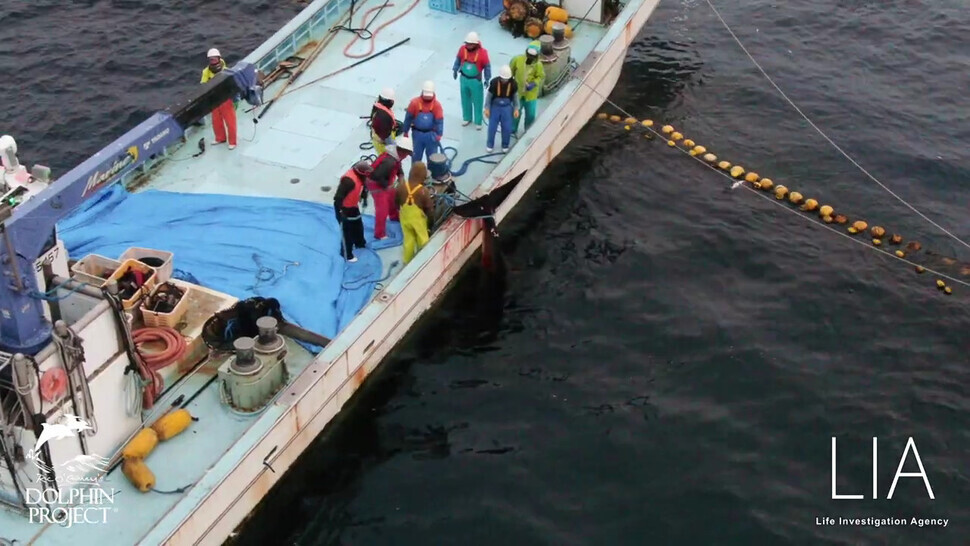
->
[26,414,93,461]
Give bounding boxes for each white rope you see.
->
[704,0,970,253]
[575,79,970,290]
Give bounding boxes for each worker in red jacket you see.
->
[333,160,374,262]
[200,48,237,149]
[366,136,413,240]
[452,32,491,130]
[402,81,444,166]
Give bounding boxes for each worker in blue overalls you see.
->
[484,65,519,153]
[402,81,445,165]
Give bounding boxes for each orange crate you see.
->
[107,259,157,310]
[140,283,190,328]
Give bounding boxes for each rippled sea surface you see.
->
[4,1,969,545]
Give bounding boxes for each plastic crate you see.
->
[429,0,458,14]
[107,259,158,310]
[119,247,174,283]
[140,282,190,328]
[457,0,503,19]
[70,254,121,287]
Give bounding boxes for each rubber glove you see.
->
[436,134,442,141]
[484,108,490,119]
[513,109,520,119]
[526,82,536,91]
[453,70,458,80]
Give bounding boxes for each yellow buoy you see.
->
[788,191,803,205]
[895,250,905,258]
[597,113,608,119]
[823,215,833,223]
[624,117,638,124]
[609,115,622,122]
[641,119,654,127]
[872,238,882,246]
[936,279,946,289]
[730,165,745,178]
[122,428,159,460]
[683,139,695,148]
[834,214,848,225]
[801,198,818,212]
[718,161,731,170]
[704,153,717,163]
[871,226,886,238]
[689,149,699,156]
[759,178,774,191]
[671,131,683,141]
[774,185,788,199]
[744,172,759,183]
[667,140,676,147]
[819,205,833,218]
[944,286,953,295]
[661,125,674,134]
[152,409,193,441]
[624,125,631,131]
[915,265,925,274]
[848,227,858,234]
[852,220,868,232]
[692,146,707,155]
[890,234,903,245]
[123,458,156,493]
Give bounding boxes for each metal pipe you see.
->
[51,275,106,299]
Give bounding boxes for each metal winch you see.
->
[540,23,573,94]
[218,317,288,413]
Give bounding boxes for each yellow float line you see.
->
[596,111,966,295]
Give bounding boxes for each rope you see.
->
[28,279,93,301]
[576,79,970,290]
[342,0,422,59]
[704,0,970,253]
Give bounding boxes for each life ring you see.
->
[40,367,68,403]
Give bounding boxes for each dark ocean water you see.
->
[3,1,970,545]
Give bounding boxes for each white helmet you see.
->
[396,136,413,153]
[421,80,435,95]
[379,87,395,101]
[207,48,221,58]
[499,65,512,79]
[465,32,480,44]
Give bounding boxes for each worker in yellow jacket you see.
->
[509,41,545,134]
[201,48,237,149]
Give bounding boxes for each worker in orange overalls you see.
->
[201,48,237,149]
[395,162,435,264]
[334,160,374,262]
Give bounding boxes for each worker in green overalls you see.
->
[510,41,545,134]
[452,32,492,130]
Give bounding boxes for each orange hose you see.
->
[133,327,187,371]
[343,0,423,59]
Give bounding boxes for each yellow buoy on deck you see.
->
[609,115,622,122]
[683,139,695,148]
[871,226,886,238]
[891,234,903,245]
[823,215,834,223]
[692,145,707,155]
[759,178,774,191]
[801,198,818,212]
[819,205,833,218]
[152,409,193,441]
[122,428,159,460]
[853,220,868,232]
[774,185,788,200]
[641,119,654,127]
[123,458,156,493]
[671,131,683,141]
[662,125,674,134]
[718,161,731,170]
[730,165,745,178]
[872,238,882,246]
[744,172,759,183]
[704,153,717,163]
[667,140,676,147]
[788,191,803,205]
[834,214,848,225]
[624,117,638,125]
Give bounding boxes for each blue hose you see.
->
[437,143,505,177]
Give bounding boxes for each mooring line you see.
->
[703,0,970,253]
[575,78,970,292]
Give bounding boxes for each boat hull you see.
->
[152,1,659,544]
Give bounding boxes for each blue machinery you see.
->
[0,64,260,354]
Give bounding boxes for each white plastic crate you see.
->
[70,254,121,287]
[140,282,191,328]
[119,247,174,283]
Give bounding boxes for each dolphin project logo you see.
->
[24,414,117,528]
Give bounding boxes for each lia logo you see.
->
[831,437,934,500]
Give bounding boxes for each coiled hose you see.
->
[132,327,188,371]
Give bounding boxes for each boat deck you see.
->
[151,0,604,285]
[1,1,607,544]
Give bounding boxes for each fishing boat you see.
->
[0,0,660,542]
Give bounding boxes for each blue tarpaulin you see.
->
[56,185,402,350]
